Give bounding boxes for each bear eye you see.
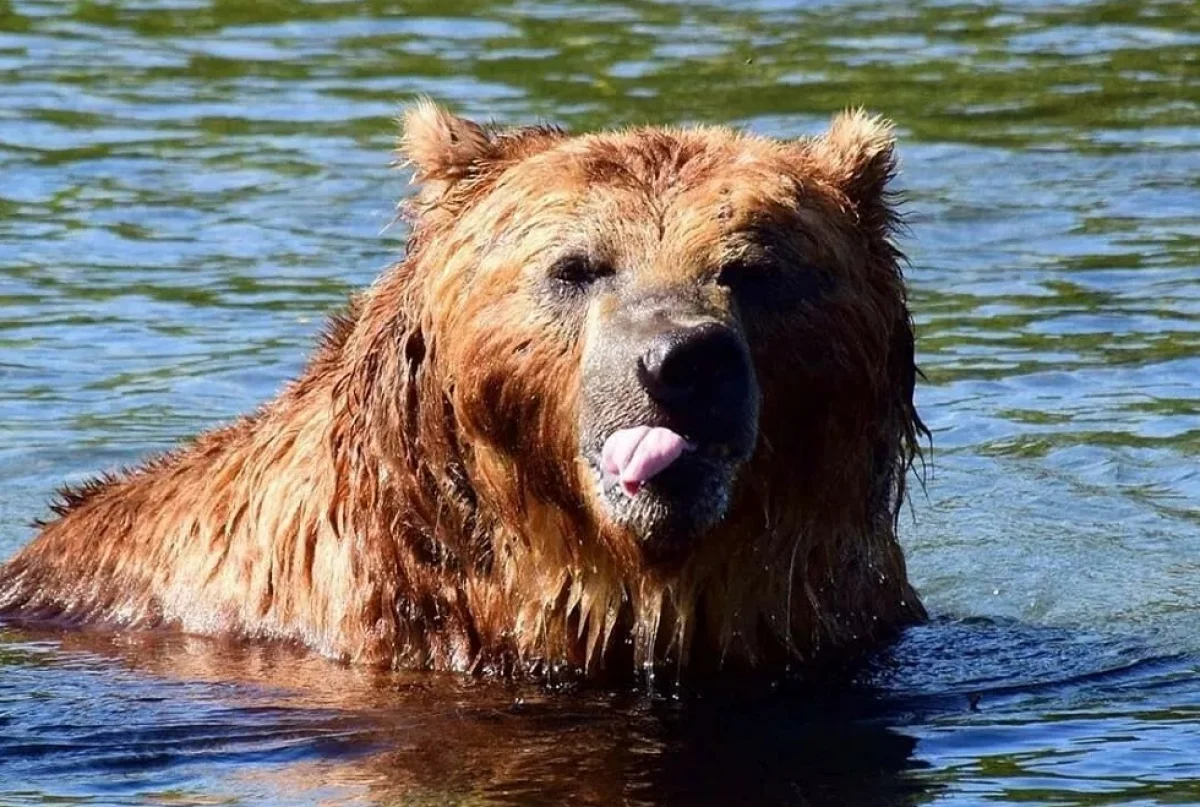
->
[717,259,830,309]
[547,255,614,293]
[715,259,758,291]
[716,259,774,301]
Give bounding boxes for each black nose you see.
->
[637,322,751,414]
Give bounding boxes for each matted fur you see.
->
[0,101,927,683]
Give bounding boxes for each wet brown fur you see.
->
[0,100,926,683]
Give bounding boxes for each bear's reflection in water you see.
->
[0,625,926,807]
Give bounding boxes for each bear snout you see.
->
[578,296,761,556]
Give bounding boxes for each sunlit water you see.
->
[1,0,1198,804]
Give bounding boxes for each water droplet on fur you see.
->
[640,661,657,693]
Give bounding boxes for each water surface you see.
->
[1,0,1199,804]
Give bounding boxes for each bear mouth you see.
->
[584,425,745,560]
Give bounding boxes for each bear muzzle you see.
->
[580,301,760,561]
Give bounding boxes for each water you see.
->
[1,0,1198,803]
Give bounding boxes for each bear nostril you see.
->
[637,323,748,411]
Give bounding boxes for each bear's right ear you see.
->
[398,99,498,184]
[805,109,900,237]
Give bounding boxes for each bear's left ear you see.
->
[808,109,899,234]
[398,98,498,183]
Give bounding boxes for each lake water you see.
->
[1,0,1198,804]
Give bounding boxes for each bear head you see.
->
[344,100,924,677]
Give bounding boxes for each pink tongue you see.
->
[601,426,692,497]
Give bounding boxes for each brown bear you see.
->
[0,100,926,683]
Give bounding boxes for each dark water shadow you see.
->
[0,623,931,806]
[1,617,1195,806]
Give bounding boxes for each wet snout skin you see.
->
[580,288,760,561]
